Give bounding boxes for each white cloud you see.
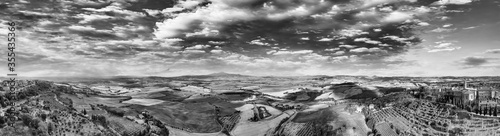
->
[432,0,473,5]
[325,48,341,51]
[428,47,461,52]
[338,29,368,37]
[333,51,345,55]
[434,42,453,48]
[379,6,393,12]
[273,50,314,55]
[318,38,334,42]
[463,26,478,30]
[430,28,456,33]
[249,39,270,46]
[354,38,381,44]
[350,47,384,53]
[418,22,430,26]
[186,44,210,50]
[66,25,112,33]
[182,49,206,54]
[340,45,357,49]
[76,14,114,24]
[383,35,409,42]
[382,11,414,23]
[82,4,145,20]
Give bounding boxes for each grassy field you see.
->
[127,101,223,133]
[165,125,226,136]
[122,98,164,106]
[230,104,296,136]
[291,104,371,136]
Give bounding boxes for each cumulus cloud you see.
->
[151,0,440,61]
[2,0,490,77]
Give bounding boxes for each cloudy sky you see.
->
[0,0,499,77]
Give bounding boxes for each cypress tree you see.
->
[494,106,498,116]
[490,106,493,116]
[483,106,488,115]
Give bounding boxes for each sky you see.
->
[0,0,499,77]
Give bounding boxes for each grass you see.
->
[122,99,164,106]
[230,104,295,136]
[106,115,146,135]
[165,125,226,136]
[127,101,223,133]
[291,104,371,136]
[293,108,338,123]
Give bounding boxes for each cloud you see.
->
[430,28,456,33]
[460,56,490,67]
[382,11,414,23]
[76,14,114,24]
[3,0,492,77]
[434,42,453,48]
[354,38,382,45]
[432,0,473,5]
[485,49,500,54]
[462,26,478,30]
[151,0,438,61]
[64,25,120,39]
[427,41,462,52]
[428,47,461,52]
[339,45,357,49]
[442,24,453,28]
[325,48,341,52]
[272,50,314,55]
[350,47,384,53]
[185,44,210,50]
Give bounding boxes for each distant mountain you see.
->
[173,72,250,79]
[207,72,248,77]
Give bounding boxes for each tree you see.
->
[495,106,498,116]
[489,106,493,116]
[484,107,488,115]
[0,116,6,128]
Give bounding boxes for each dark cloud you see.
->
[177,18,422,59]
[126,0,177,11]
[461,56,489,66]
[64,26,122,40]
[155,0,433,62]
[0,4,9,10]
